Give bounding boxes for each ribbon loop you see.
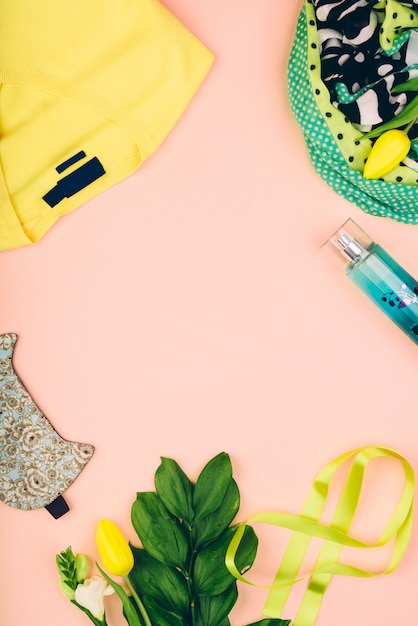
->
[225,446,414,626]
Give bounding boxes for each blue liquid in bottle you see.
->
[325,219,418,345]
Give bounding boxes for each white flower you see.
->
[74,576,114,620]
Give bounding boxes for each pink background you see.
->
[1,1,417,625]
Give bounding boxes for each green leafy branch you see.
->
[129,452,290,626]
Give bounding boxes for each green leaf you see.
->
[392,77,418,93]
[141,595,188,626]
[155,457,194,524]
[131,492,189,569]
[362,93,418,139]
[195,583,238,626]
[193,478,240,549]
[96,564,142,626]
[123,598,146,626]
[248,617,291,626]
[193,452,233,523]
[233,524,258,576]
[194,525,258,596]
[129,547,189,618]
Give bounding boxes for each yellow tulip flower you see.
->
[96,519,134,577]
[363,129,411,179]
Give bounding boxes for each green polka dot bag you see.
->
[288,0,418,224]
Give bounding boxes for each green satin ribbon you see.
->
[225,446,414,626]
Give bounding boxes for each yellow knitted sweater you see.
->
[0,0,214,250]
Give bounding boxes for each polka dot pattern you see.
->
[288,3,418,224]
[380,0,418,50]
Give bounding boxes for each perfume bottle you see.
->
[324,218,418,345]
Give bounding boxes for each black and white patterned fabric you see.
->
[315,0,418,135]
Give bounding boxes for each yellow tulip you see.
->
[96,519,134,577]
[363,129,411,179]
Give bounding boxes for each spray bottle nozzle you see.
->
[336,233,368,262]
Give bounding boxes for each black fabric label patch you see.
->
[56,151,87,174]
[43,155,106,207]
